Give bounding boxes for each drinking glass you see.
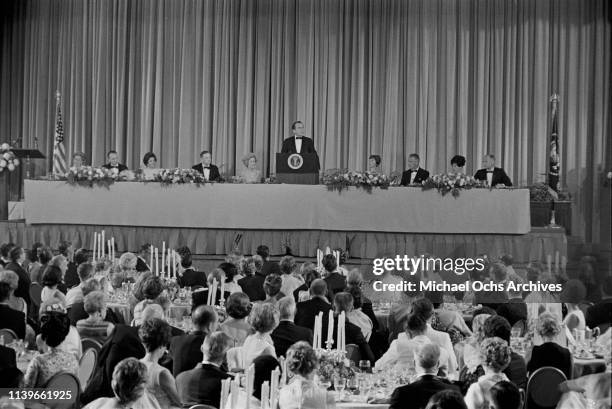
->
[333,376,345,400]
[347,377,359,396]
[359,360,371,373]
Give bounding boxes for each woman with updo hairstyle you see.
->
[526,312,572,379]
[263,273,285,305]
[132,276,168,324]
[238,152,262,183]
[241,303,279,367]
[279,341,336,408]
[368,154,382,174]
[220,292,252,347]
[464,337,511,409]
[84,357,162,409]
[141,152,159,181]
[41,265,66,304]
[24,307,78,387]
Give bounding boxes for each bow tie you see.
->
[203,166,210,169]
[487,170,493,173]
[295,137,303,140]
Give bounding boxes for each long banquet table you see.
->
[24,180,530,234]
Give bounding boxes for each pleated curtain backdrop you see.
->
[0,0,610,241]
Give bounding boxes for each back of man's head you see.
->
[309,279,328,298]
[406,313,427,336]
[483,315,512,343]
[278,296,296,320]
[412,297,434,321]
[77,262,94,282]
[192,305,218,333]
[490,381,522,409]
[256,245,270,260]
[202,331,232,363]
[141,304,164,322]
[415,343,440,374]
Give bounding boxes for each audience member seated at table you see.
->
[496,285,527,328]
[191,268,232,309]
[293,263,319,303]
[220,292,252,347]
[0,243,13,268]
[343,286,373,341]
[271,296,313,357]
[489,381,523,409]
[482,315,527,391]
[84,357,162,409]
[525,312,572,379]
[457,313,491,383]
[279,256,303,297]
[140,152,159,180]
[561,279,588,333]
[37,298,82,361]
[169,305,218,376]
[279,341,336,409]
[242,302,278,367]
[26,241,43,274]
[0,270,28,318]
[586,279,612,330]
[0,344,16,370]
[68,278,120,326]
[133,276,168,324]
[238,255,266,302]
[128,271,154,310]
[262,273,286,305]
[237,152,262,183]
[321,254,346,302]
[225,355,279,409]
[65,262,95,307]
[425,390,467,409]
[138,318,182,408]
[256,245,280,276]
[400,153,430,186]
[474,263,509,310]
[557,372,612,409]
[376,314,453,376]
[0,272,26,339]
[176,331,233,408]
[346,270,378,330]
[101,150,128,173]
[295,279,333,330]
[218,262,242,294]
[464,337,511,409]
[525,274,562,321]
[330,292,375,364]
[58,241,79,289]
[24,305,78,387]
[389,343,461,409]
[473,154,512,187]
[29,246,53,284]
[76,291,115,344]
[412,298,458,378]
[4,246,31,307]
[175,247,206,288]
[41,265,67,304]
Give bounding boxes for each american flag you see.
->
[53,92,67,175]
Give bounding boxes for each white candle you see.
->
[161,241,165,275]
[561,255,567,272]
[280,357,287,385]
[270,368,279,409]
[98,233,102,260]
[111,237,115,261]
[155,248,159,275]
[220,379,231,409]
[261,381,270,409]
[230,379,239,409]
[246,364,254,409]
[211,279,218,306]
[207,281,213,305]
[546,254,552,274]
[149,245,153,272]
[313,314,319,349]
[555,251,560,272]
[327,310,334,348]
[220,278,225,303]
[172,251,177,278]
[101,230,105,258]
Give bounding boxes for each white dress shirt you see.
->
[203,167,210,180]
[486,169,493,186]
[295,137,303,153]
[410,168,418,184]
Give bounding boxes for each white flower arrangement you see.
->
[0,143,20,173]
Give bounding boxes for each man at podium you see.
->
[281,121,320,171]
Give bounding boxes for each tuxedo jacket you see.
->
[585,299,612,329]
[324,272,347,303]
[64,262,79,289]
[135,256,149,272]
[0,345,16,370]
[192,163,221,181]
[280,136,320,170]
[271,321,313,358]
[400,168,430,186]
[177,268,208,289]
[68,302,123,326]
[260,260,281,276]
[101,163,128,173]
[295,297,332,330]
[169,330,207,376]
[176,363,232,408]
[0,305,26,340]
[238,273,266,302]
[497,298,528,327]
[389,375,460,409]
[474,167,513,186]
[5,262,31,307]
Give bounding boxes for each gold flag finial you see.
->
[55,90,61,101]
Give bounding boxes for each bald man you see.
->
[474,154,512,187]
[295,279,332,330]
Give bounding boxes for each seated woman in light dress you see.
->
[220,292,252,347]
[464,337,511,409]
[241,302,278,368]
[279,341,336,409]
[238,152,262,183]
[368,154,382,174]
[71,152,86,170]
[84,358,162,409]
[141,152,160,180]
[560,279,587,333]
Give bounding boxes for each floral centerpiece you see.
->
[154,168,208,186]
[421,173,482,197]
[316,348,354,386]
[64,166,125,187]
[323,169,390,193]
[0,143,20,173]
[528,182,570,201]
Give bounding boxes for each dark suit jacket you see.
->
[238,273,266,302]
[64,262,79,289]
[169,330,207,376]
[261,260,281,277]
[271,320,313,358]
[135,256,149,272]
[292,283,308,302]
[505,351,528,390]
[176,363,232,408]
[400,168,430,186]
[5,262,31,307]
[0,305,26,339]
[326,319,375,364]
[280,136,320,170]
[192,163,221,182]
[324,272,347,303]
[389,375,460,409]
[527,342,572,379]
[585,298,612,329]
[101,163,128,172]
[295,297,332,330]
[67,302,123,326]
[497,298,528,327]
[474,167,512,186]
[361,299,379,331]
[177,268,208,289]
[0,345,16,370]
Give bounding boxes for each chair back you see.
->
[526,366,567,409]
[43,371,81,408]
[0,328,18,344]
[189,405,217,409]
[30,282,43,309]
[345,343,361,364]
[81,338,103,354]
[78,348,97,390]
[512,319,527,337]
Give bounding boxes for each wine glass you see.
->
[333,376,346,400]
[359,360,371,373]
[347,377,359,396]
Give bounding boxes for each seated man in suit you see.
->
[135,244,151,272]
[322,254,346,303]
[68,278,122,325]
[192,150,221,182]
[586,279,612,329]
[281,120,320,171]
[256,245,281,276]
[176,331,233,408]
[169,305,219,376]
[101,150,128,173]
[0,344,16,370]
[474,154,512,187]
[271,296,313,357]
[389,343,460,409]
[176,247,207,288]
[295,279,333,330]
[59,241,79,289]
[65,261,94,307]
[400,153,430,186]
[329,292,376,364]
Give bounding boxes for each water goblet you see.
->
[333,376,346,400]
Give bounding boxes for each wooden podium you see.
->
[276,152,320,185]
